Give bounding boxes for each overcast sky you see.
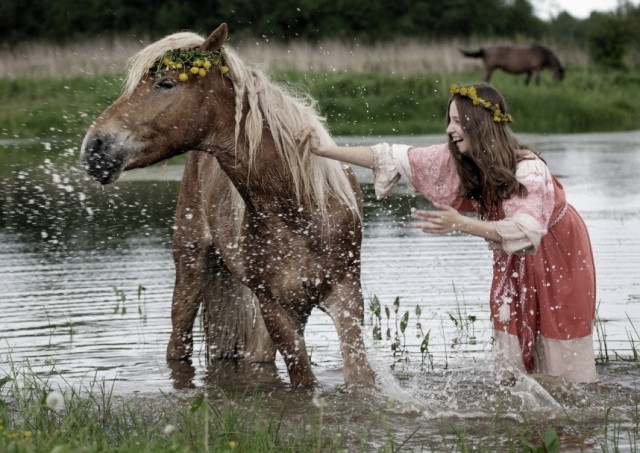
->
[535,0,639,19]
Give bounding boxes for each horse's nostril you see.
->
[80,134,124,184]
[87,136,105,154]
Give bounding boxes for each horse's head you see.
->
[553,63,565,81]
[80,24,231,184]
[540,45,565,82]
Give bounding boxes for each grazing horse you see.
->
[461,45,565,85]
[80,23,375,388]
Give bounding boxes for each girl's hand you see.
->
[295,127,322,155]
[412,203,466,234]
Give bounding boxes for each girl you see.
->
[297,83,597,383]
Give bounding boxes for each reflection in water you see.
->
[2,133,640,449]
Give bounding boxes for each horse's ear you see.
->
[202,23,228,52]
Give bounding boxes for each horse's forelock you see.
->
[122,32,205,98]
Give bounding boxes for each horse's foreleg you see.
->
[524,72,532,85]
[258,297,316,387]
[167,247,204,361]
[323,278,375,386]
[484,67,493,82]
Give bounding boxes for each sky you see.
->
[535,0,639,19]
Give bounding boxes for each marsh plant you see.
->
[111,285,148,318]
[368,293,478,371]
[112,286,127,315]
[446,283,478,348]
[369,296,412,368]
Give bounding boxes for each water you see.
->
[2,131,640,450]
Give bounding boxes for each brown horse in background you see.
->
[80,23,375,388]
[461,45,565,85]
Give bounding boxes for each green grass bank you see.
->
[2,367,630,453]
[1,68,639,143]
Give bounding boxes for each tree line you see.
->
[2,0,639,69]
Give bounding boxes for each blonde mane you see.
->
[123,32,359,221]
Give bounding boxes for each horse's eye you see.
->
[155,78,177,90]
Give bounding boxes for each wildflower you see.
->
[450,83,513,124]
[153,48,227,79]
[45,390,65,411]
[163,424,176,434]
[220,66,230,74]
[228,440,238,449]
[311,395,326,409]
[178,73,189,82]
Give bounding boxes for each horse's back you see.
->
[483,45,544,72]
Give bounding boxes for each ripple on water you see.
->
[2,134,640,450]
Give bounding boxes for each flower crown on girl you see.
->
[450,83,513,124]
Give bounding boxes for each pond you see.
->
[1,131,640,450]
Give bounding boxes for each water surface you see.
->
[1,131,639,450]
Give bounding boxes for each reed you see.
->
[0,36,592,80]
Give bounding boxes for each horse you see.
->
[80,23,375,388]
[460,44,565,85]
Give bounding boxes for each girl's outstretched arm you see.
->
[413,203,502,242]
[297,127,375,169]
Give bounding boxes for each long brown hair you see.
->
[446,83,534,211]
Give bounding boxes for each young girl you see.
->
[297,83,597,383]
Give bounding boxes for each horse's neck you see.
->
[210,134,307,217]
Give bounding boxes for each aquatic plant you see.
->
[368,295,382,341]
[447,283,478,348]
[112,286,127,315]
[595,302,610,364]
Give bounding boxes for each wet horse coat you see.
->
[461,45,565,85]
[80,23,374,387]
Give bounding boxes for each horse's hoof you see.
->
[290,374,318,388]
[166,338,193,361]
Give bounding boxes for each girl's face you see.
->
[446,101,470,154]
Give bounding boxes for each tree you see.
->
[587,12,633,69]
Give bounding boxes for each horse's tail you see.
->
[460,48,485,59]
[202,260,258,361]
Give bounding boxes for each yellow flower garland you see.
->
[450,83,513,124]
[152,48,230,82]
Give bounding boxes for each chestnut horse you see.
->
[461,45,565,85]
[80,23,374,387]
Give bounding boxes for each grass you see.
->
[0,366,332,453]
[2,68,639,143]
[2,360,639,452]
[1,36,639,141]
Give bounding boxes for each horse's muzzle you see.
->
[80,134,126,185]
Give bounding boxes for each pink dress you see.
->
[372,142,597,383]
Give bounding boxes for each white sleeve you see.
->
[492,158,555,255]
[371,142,413,199]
